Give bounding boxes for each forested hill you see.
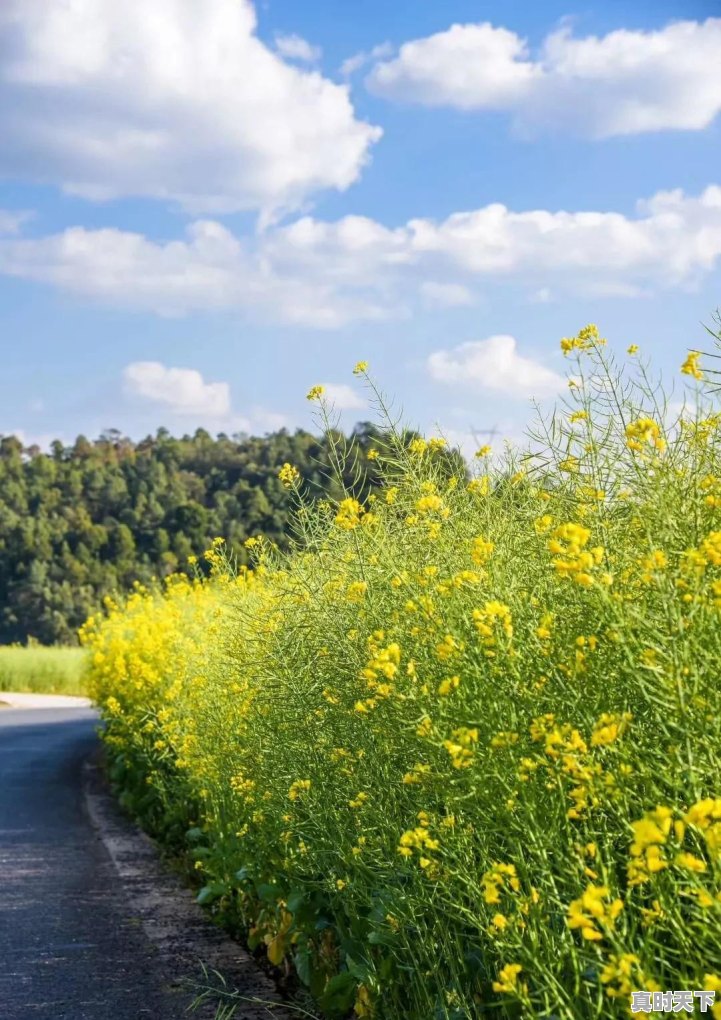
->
[0,424,393,645]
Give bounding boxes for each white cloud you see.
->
[123,362,231,417]
[0,428,61,451]
[427,335,565,398]
[369,24,537,108]
[0,0,380,216]
[421,281,475,307]
[121,360,289,435]
[340,42,393,78]
[407,186,721,282]
[367,18,721,137]
[1,186,721,326]
[320,383,366,410]
[0,218,395,326]
[0,209,32,235]
[275,33,321,63]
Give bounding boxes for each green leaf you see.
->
[196,882,226,906]
[286,889,307,915]
[293,946,313,988]
[256,882,280,904]
[345,956,372,984]
[319,971,357,1016]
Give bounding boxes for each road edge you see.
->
[82,756,288,1019]
[0,691,92,708]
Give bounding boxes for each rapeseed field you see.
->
[83,326,721,1019]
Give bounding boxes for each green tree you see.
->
[0,424,420,644]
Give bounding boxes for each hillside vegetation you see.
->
[83,329,721,1019]
[0,423,400,645]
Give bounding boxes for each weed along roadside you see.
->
[82,331,721,1020]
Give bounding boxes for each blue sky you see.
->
[0,0,720,454]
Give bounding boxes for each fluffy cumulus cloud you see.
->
[0,0,380,216]
[121,360,289,434]
[123,362,231,416]
[2,186,721,326]
[427,335,565,399]
[367,18,721,137]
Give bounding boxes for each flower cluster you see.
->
[547,523,606,586]
[84,328,721,1020]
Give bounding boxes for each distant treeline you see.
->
[0,423,461,645]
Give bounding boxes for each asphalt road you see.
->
[0,707,192,1019]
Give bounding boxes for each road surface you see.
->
[0,705,194,1019]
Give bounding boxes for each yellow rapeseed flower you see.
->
[468,475,490,496]
[278,462,300,488]
[628,805,674,885]
[590,712,632,747]
[625,417,666,453]
[566,883,623,941]
[600,953,641,998]
[470,537,494,565]
[560,324,605,356]
[335,498,364,530]
[288,779,311,801]
[492,963,522,994]
[681,350,703,380]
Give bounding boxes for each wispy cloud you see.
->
[275,32,321,63]
[340,41,393,78]
[420,281,475,308]
[0,209,33,235]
